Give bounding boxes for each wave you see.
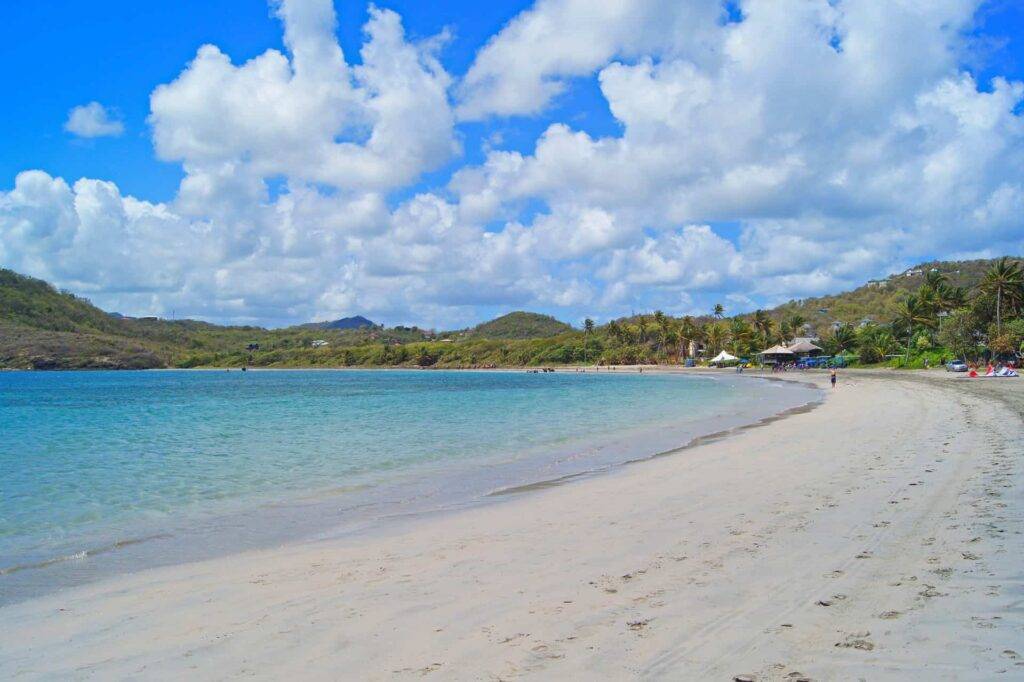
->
[0,533,172,577]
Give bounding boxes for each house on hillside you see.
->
[311,339,329,348]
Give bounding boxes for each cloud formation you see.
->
[3,0,1024,327]
[64,102,125,138]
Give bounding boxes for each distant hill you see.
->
[770,257,1021,333]
[1,257,1018,369]
[462,311,574,340]
[318,315,376,330]
[0,269,124,335]
[0,269,422,368]
[0,269,166,368]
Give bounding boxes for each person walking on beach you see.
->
[829,367,837,389]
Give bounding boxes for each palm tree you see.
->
[942,285,967,311]
[893,293,936,362]
[636,316,650,344]
[678,316,699,359]
[625,323,642,345]
[779,318,793,344]
[916,284,940,318]
[729,319,753,356]
[583,318,595,364]
[705,321,727,355]
[606,320,623,344]
[828,324,857,354]
[752,310,773,348]
[663,327,681,362]
[787,313,807,337]
[920,270,968,314]
[978,257,1024,334]
[713,303,724,319]
[653,310,669,351]
[870,332,897,364]
[923,269,947,291]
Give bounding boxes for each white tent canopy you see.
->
[709,350,739,365]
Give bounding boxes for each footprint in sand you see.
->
[627,619,651,634]
[529,643,564,660]
[835,631,875,651]
[498,633,529,645]
[817,593,847,607]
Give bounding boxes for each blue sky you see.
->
[2,1,1023,327]
[2,0,616,202]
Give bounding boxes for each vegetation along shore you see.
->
[2,256,1021,371]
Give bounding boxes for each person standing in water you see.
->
[829,367,837,389]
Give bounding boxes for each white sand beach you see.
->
[2,371,1022,680]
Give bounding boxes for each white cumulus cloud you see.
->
[3,0,1024,327]
[64,102,125,138]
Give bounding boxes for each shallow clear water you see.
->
[0,369,817,604]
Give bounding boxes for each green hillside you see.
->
[2,257,1021,369]
[0,269,124,335]
[0,270,575,368]
[461,311,574,340]
[0,270,165,368]
[0,269,361,368]
[770,258,1007,331]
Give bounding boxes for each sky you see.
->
[1,0,1023,329]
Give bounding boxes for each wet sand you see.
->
[1,371,1021,680]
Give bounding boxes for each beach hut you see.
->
[709,350,739,366]
[758,344,796,365]
[787,340,824,357]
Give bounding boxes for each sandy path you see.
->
[1,372,1021,680]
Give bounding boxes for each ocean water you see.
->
[0,369,817,604]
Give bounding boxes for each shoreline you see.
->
[0,371,817,608]
[0,362,971,374]
[2,372,1021,679]
[488,387,825,498]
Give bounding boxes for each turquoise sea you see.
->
[0,369,817,604]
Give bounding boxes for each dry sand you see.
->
[1,371,1022,680]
